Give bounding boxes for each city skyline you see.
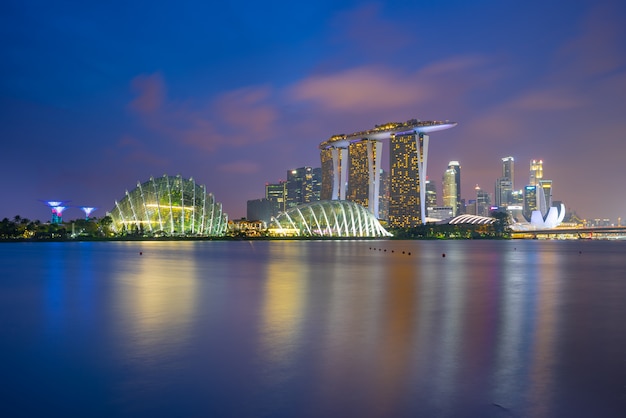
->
[1,0,625,222]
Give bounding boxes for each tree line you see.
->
[0,216,113,240]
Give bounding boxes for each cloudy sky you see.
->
[1,0,625,222]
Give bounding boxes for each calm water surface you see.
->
[1,240,625,417]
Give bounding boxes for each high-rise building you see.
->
[523,185,538,219]
[530,159,543,186]
[265,181,286,217]
[495,177,513,207]
[285,167,321,209]
[246,198,272,223]
[319,119,457,226]
[539,179,552,212]
[425,180,437,210]
[442,168,457,215]
[389,133,427,228]
[495,156,515,207]
[502,156,514,188]
[347,139,382,212]
[475,185,491,217]
[378,169,390,221]
[447,161,462,215]
[320,138,348,201]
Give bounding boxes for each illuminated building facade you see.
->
[447,161,462,215]
[475,185,491,217]
[270,200,391,238]
[378,169,390,221]
[320,119,456,225]
[347,139,382,211]
[109,174,227,236]
[496,156,514,207]
[442,168,457,216]
[524,185,538,219]
[530,159,543,186]
[425,180,437,210]
[266,181,286,217]
[389,133,422,227]
[286,167,321,209]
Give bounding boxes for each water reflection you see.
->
[113,242,198,366]
[261,243,307,378]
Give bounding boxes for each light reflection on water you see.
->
[1,240,626,417]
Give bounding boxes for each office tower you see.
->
[265,181,286,217]
[378,169,390,221]
[523,185,538,219]
[475,185,491,217]
[247,198,272,223]
[347,139,383,213]
[502,156,514,188]
[495,177,513,207]
[530,159,543,186]
[285,167,321,209]
[448,161,462,215]
[425,180,437,210]
[539,179,552,213]
[442,168,457,215]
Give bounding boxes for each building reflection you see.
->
[114,242,198,365]
[260,243,307,378]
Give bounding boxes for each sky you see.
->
[1,0,625,222]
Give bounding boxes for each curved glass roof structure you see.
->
[270,200,391,237]
[446,214,496,225]
[109,174,228,236]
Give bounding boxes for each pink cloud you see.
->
[289,66,434,111]
[330,3,413,55]
[510,89,585,110]
[128,73,165,114]
[214,86,278,145]
[555,2,626,80]
[217,160,260,174]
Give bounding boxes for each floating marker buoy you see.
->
[384,249,387,252]
[140,252,142,255]
[408,252,411,255]
[391,250,394,253]
[402,251,405,254]
[442,253,446,257]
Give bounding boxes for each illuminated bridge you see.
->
[319,119,457,223]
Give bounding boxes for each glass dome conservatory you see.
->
[270,200,391,238]
[109,175,228,236]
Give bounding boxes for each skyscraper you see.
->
[286,167,321,209]
[347,139,382,213]
[442,168,457,215]
[475,185,491,217]
[448,161,462,215]
[265,181,286,217]
[502,156,514,188]
[425,180,437,209]
[319,119,457,226]
[378,169,390,221]
[389,133,426,228]
[530,159,543,186]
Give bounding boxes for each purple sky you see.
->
[2,0,625,222]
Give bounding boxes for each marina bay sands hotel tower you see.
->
[319,119,457,228]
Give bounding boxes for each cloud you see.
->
[330,3,413,55]
[128,73,165,114]
[217,160,260,174]
[289,66,434,111]
[127,75,280,153]
[214,86,278,145]
[555,1,626,80]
